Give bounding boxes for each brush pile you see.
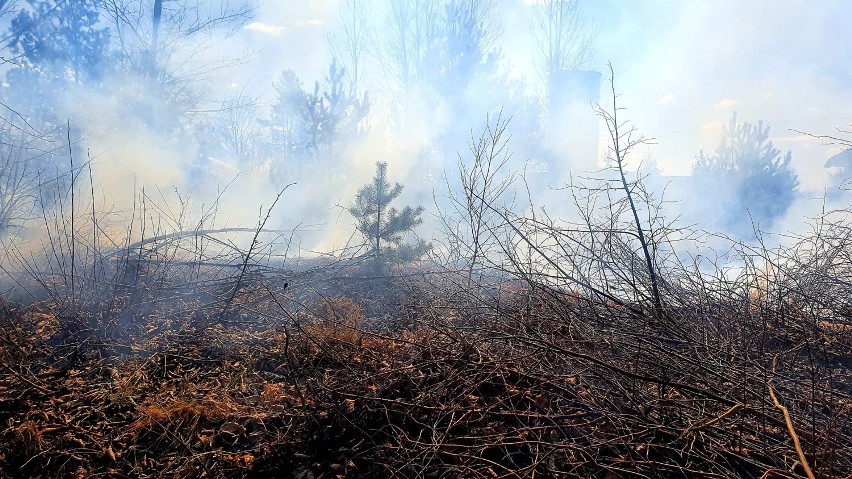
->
[1,272,849,478]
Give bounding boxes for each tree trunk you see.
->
[375,172,383,275]
[149,0,163,79]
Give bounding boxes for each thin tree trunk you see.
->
[375,171,382,275]
[605,65,662,315]
[149,0,163,79]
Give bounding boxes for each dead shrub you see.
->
[10,421,43,455]
[304,297,364,346]
[319,296,364,327]
[127,397,227,443]
[259,383,285,405]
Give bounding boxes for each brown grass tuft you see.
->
[11,421,43,455]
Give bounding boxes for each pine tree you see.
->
[8,0,110,85]
[306,58,369,152]
[271,69,309,159]
[272,60,369,162]
[348,162,427,273]
[6,0,110,124]
[692,113,799,235]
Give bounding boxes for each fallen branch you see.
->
[682,403,745,436]
[769,357,815,479]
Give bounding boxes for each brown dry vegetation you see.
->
[0,266,850,479]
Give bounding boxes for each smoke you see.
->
[586,0,852,184]
[0,0,849,264]
[65,87,193,203]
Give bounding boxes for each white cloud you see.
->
[659,94,674,105]
[243,19,323,37]
[245,22,288,36]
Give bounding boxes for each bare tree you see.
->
[447,66,672,316]
[210,90,265,172]
[436,110,515,288]
[93,0,255,132]
[327,0,372,96]
[529,0,597,99]
[382,0,442,89]
[98,0,254,84]
[594,64,661,314]
[0,121,44,232]
[380,0,503,92]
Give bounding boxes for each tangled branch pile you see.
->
[0,257,849,478]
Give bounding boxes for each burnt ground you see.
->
[0,276,850,479]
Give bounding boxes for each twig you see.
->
[0,361,51,394]
[220,185,292,319]
[682,403,745,436]
[597,63,662,315]
[769,356,815,479]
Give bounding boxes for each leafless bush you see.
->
[0,114,62,233]
[434,109,516,293]
[418,70,852,477]
[0,138,302,344]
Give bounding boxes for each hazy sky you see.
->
[584,0,852,189]
[230,0,851,190]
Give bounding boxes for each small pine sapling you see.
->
[348,162,429,273]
